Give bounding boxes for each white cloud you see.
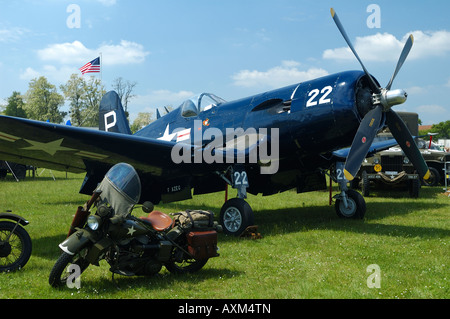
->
[19,67,41,80]
[97,0,117,6]
[231,60,328,89]
[133,90,195,110]
[37,40,150,66]
[415,104,447,114]
[445,79,450,88]
[129,89,195,122]
[406,86,426,95]
[19,65,85,84]
[0,27,29,42]
[323,30,450,62]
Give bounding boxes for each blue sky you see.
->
[0,0,449,125]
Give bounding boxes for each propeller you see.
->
[330,8,430,182]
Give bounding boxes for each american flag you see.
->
[79,57,101,75]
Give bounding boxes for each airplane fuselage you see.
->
[138,71,371,164]
[130,70,375,199]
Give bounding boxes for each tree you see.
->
[4,91,27,118]
[130,112,154,133]
[82,76,106,127]
[111,77,136,119]
[60,74,106,127]
[24,76,66,123]
[431,120,450,139]
[60,74,85,126]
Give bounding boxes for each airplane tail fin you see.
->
[99,91,132,134]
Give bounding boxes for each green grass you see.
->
[0,170,448,299]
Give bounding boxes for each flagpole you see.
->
[99,52,103,84]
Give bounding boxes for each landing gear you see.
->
[335,189,366,219]
[332,162,366,219]
[217,165,255,236]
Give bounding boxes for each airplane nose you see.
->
[381,89,408,109]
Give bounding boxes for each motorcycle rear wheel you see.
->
[49,252,89,288]
[165,258,208,274]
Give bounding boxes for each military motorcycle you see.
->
[49,163,221,287]
[0,212,32,272]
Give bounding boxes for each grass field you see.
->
[0,170,448,299]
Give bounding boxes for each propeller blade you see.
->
[344,105,383,180]
[386,34,414,90]
[385,110,431,180]
[330,8,381,94]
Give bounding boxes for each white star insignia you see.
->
[127,226,136,236]
[157,124,177,142]
[22,138,75,156]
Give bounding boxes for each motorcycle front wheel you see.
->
[49,252,89,288]
[0,221,32,272]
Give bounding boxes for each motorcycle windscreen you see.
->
[96,163,141,218]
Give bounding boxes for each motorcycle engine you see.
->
[144,260,162,275]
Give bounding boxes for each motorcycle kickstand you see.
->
[111,272,121,290]
[110,244,121,290]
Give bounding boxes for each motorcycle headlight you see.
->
[87,215,101,230]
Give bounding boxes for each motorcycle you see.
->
[49,162,221,287]
[0,212,32,272]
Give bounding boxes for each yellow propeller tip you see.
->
[330,8,336,17]
[344,169,354,181]
[423,170,431,180]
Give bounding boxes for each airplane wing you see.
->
[0,115,273,203]
[0,115,186,175]
[331,138,400,160]
[0,115,223,204]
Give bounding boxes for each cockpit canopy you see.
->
[180,93,226,118]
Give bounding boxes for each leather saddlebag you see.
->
[187,230,219,259]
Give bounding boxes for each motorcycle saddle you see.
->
[140,211,173,231]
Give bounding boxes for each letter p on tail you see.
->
[99,91,132,134]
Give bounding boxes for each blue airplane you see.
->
[0,9,430,235]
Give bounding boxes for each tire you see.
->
[219,198,254,236]
[335,189,366,219]
[0,221,32,272]
[422,167,440,187]
[165,258,208,274]
[409,179,420,198]
[165,231,209,274]
[49,252,89,288]
[361,170,370,197]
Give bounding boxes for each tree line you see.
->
[0,75,155,132]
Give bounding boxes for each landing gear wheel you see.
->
[422,167,439,187]
[335,189,366,219]
[220,198,254,236]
